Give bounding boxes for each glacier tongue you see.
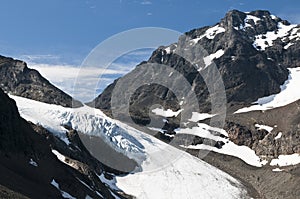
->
[10,94,248,199]
[9,94,145,164]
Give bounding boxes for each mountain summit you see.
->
[88,10,300,198]
[0,55,82,108]
[91,10,300,119]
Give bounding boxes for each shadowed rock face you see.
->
[0,88,130,199]
[0,55,82,108]
[0,87,30,152]
[224,99,300,158]
[90,10,293,124]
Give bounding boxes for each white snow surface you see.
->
[181,144,265,167]
[245,15,261,24]
[235,67,300,113]
[270,154,300,167]
[188,112,215,122]
[51,149,80,170]
[116,141,247,199]
[11,95,247,199]
[191,25,225,43]
[10,95,145,163]
[176,123,265,167]
[253,22,297,50]
[234,14,261,31]
[254,124,273,132]
[152,107,182,117]
[274,132,282,140]
[205,25,226,39]
[272,168,283,172]
[165,46,171,54]
[244,15,261,29]
[202,49,224,69]
[52,150,66,162]
[29,159,38,167]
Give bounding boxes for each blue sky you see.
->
[1,0,300,65]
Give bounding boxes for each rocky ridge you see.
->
[90,10,300,159]
[0,55,82,108]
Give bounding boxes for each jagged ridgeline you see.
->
[0,55,82,108]
[90,10,300,124]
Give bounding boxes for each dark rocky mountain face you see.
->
[224,99,300,158]
[90,10,299,125]
[0,87,31,153]
[89,6,300,179]
[0,88,129,198]
[87,10,300,199]
[0,55,82,108]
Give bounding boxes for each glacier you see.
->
[10,94,249,199]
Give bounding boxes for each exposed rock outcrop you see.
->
[0,55,82,108]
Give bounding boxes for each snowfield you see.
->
[176,124,265,167]
[270,154,300,167]
[202,49,225,69]
[253,22,297,50]
[10,95,248,199]
[191,25,225,43]
[235,67,300,113]
[188,112,215,122]
[152,107,182,117]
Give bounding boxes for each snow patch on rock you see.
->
[253,22,297,50]
[270,154,300,167]
[254,124,273,132]
[274,132,282,140]
[203,49,224,69]
[152,108,182,117]
[191,25,225,43]
[188,112,215,122]
[235,67,300,113]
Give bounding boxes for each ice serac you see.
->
[0,55,82,108]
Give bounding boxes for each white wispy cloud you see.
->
[19,54,61,63]
[23,49,153,103]
[141,0,152,5]
[28,62,138,103]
